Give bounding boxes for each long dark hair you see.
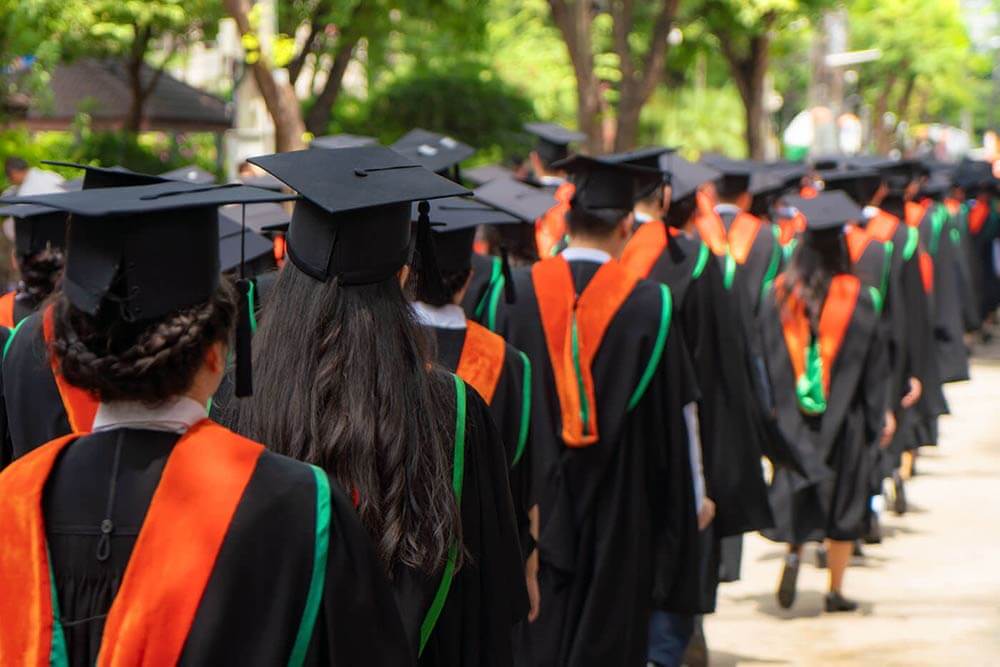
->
[235,264,462,576]
[53,281,237,405]
[780,230,850,330]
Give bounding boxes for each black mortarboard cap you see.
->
[810,155,844,171]
[222,202,290,234]
[525,122,586,165]
[919,170,951,199]
[553,155,663,215]
[607,146,676,173]
[161,165,217,185]
[0,204,69,256]
[248,146,469,285]
[391,129,475,175]
[43,161,170,190]
[953,159,993,192]
[218,207,274,274]
[310,133,378,150]
[464,164,515,187]
[239,172,285,192]
[660,153,721,202]
[786,191,862,231]
[819,168,882,207]
[700,154,753,196]
[474,177,559,223]
[0,182,296,319]
[413,196,519,274]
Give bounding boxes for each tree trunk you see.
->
[223,0,307,152]
[125,26,152,133]
[305,34,361,135]
[871,69,901,154]
[550,0,602,152]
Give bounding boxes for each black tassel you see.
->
[234,278,254,398]
[500,245,517,304]
[416,200,445,303]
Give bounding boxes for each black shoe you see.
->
[824,591,859,613]
[864,513,882,544]
[815,545,828,569]
[777,554,800,609]
[682,617,708,667]
[853,540,865,557]
[893,472,908,515]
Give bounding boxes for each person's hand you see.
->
[698,497,716,531]
[901,377,923,409]
[881,410,897,448]
[525,549,541,623]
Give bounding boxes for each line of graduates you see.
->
[0,125,992,667]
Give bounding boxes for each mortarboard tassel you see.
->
[500,245,517,304]
[234,204,253,397]
[416,200,446,303]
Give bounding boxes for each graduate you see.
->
[495,154,700,667]
[619,148,773,666]
[392,128,476,183]
[0,204,68,327]
[462,178,552,330]
[408,195,538,619]
[761,191,892,613]
[0,165,292,465]
[224,146,528,666]
[0,181,410,665]
[524,122,586,257]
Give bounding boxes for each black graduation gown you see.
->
[461,253,505,330]
[639,231,774,610]
[496,259,700,667]
[40,427,412,666]
[970,200,1000,319]
[717,210,784,318]
[0,312,71,467]
[920,202,971,383]
[391,381,529,666]
[429,325,534,557]
[761,282,889,544]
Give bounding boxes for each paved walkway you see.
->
[705,354,1000,666]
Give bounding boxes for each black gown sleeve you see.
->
[0,325,11,469]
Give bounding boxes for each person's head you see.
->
[52,281,236,407]
[715,174,752,209]
[525,122,585,179]
[665,192,697,229]
[237,146,470,576]
[0,206,69,304]
[4,157,28,186]
[480,223,539,266]
[781,192,857,325]
[634,183,672,219]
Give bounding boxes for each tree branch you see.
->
[637,0,680,102]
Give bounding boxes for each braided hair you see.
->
[52,281,237,405]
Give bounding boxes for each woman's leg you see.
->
[824,539,859,612]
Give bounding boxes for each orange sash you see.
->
[694,191,728,256]
[969,199,989,235]
[943,198,961,216]
[0,292,14,329]
[621,219,676,278]
[535,182,575,258]
[42,305,98,433]
[779,274,861,397]
[777,211,806,246]
[918,249,934,294]
[728,212,764,265]
[865,210,900,244]
[904,201,926,228]
[532,256,638,446]
[800,185,818,199]
[0,420,263,666]
[456,321,506,405]
[845,224,872,264]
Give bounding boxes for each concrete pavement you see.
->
[704,354,1000,666]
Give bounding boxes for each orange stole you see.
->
[0,292,14,329]
[918,250,934,294]
[727,212,764,265]
[456,321,506,405]
[904,201,926,228]
[865,210,901,244]
[845,224,872,264]
[621,219,677,278]
[0,421,264,666]
[943,198,961,216]
[779,274,861,397]
[777,211,806,246]
[694,191,728,256]
[42,305,98,433]
[969,199,989,235]
[535,182,575,258]
[532,256,638,447]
